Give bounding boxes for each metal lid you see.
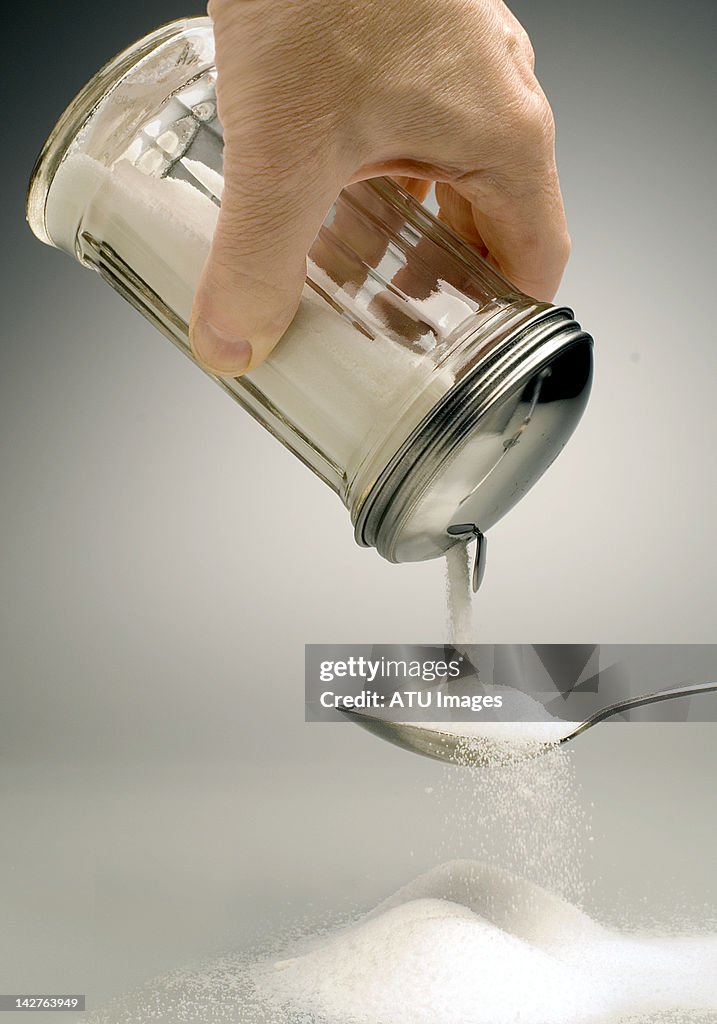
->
[354,307,593,585]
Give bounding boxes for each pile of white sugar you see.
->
[258,861,717,1024]
[86,861,717,1024]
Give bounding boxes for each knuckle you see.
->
[512,88,556,152]
[503,22,536,70]
[206,0,242,28]
[521,34,536,71]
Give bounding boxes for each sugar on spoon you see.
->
[340,680,717,766]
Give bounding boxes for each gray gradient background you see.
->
[2,1,717,1020]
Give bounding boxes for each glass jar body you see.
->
[28,18,592,569]
[29,20,542,500]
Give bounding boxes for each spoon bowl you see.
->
[341,680,717,766]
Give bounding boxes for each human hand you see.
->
[190,0,570,376]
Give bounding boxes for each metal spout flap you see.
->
[447,525,487,593]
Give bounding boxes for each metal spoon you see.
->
[341,680,717,766]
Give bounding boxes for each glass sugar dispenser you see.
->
[26,18,593,590]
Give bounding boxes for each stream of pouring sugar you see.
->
[445,542,473,644]
[440,540,590,895]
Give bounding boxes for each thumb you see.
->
[190,140,343,376]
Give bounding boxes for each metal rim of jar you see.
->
[352,306,593,562]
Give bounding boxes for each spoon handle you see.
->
[561,680,717,743]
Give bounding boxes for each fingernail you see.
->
[190,318,253,376]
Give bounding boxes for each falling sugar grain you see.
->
[440,557,589,899]
[434,736,591,904]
